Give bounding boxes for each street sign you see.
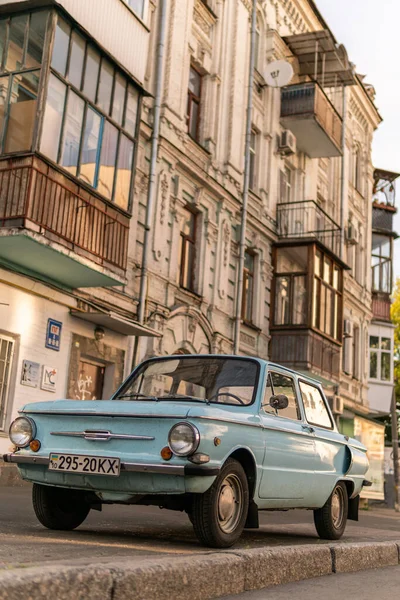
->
[41,366,58,392]
[21,360,40,388]
[46,319,62,351]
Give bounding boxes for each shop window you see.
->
[0,335,14,432]
[369,335,391,381]
[40,15,141,211]
[372,234,392,294]
[178,206,197,292]
[0,10,49,153]
[187,66,202,141]
[242,250,255,324]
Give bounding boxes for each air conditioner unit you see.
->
[278,130,296,156]
[343,319,353,338]
[346,223,358,245]
[332,395,344,415]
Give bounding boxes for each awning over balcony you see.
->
[70,309,161,337]
[284,30,356,87]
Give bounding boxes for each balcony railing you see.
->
[281,82,342,158]
[277,200,341,256]
[0,155,129,273]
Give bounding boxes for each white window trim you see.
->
[369,335,393,383]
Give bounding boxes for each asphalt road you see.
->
[221,566,400,599]
[1,485,400,569]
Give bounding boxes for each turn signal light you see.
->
[161,446,173,461]
[29,439,41,452]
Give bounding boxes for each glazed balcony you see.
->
[277,200,341,257]
[281,82,342,158]
[0,155,129,288]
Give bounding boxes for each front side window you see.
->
[299,381,332,429]
[369,335,392,381]
[178,207,197,291]
[115,357,259,406]
[242,250,255,323]
[187,66,202,141]
[40,15,141,211]
[372,234,392,293]
[262,372,301,421]
[0,10,49,154]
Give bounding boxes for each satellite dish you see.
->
[264,60,294,88]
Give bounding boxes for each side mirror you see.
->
[269,394,289,410]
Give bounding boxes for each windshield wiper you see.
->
[156,394,210,404]
[117,393,158,401]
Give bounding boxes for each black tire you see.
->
[314,481,348,540]
[32,483,90,531]
[191,458,249,548]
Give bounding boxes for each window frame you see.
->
[273,246,309,328]
[369,334,392,382]
[241,249,255,325]
[0,333,15,432]
[312,248,342,342]
[187,64,202,142]
[298,378,334,430]
[178,205,197,292]
[249,128,258,191]
[371,234,392,294]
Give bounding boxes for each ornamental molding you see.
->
[193,0,216,36]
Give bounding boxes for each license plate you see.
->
[48,453,120,477]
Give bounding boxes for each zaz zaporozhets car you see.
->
[4,354,370,548]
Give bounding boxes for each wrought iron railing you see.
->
[277,200,341,256]
[281,82,342,150]
[0,155,129,271]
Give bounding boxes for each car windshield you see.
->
[115,356,259,406]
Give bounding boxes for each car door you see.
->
[298,379,349,505]
[258,370,317,507]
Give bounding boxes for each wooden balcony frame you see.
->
[0,154,129,273]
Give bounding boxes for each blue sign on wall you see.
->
[46,319,62,351]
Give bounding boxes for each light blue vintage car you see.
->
[4,355,370,548]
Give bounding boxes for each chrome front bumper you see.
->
[3,453,220,477]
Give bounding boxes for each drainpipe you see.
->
[339,85,347,259]
[138,0,168,326]
[233,0,257,354]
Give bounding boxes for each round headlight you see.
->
[9,417,36,448]
[168,422,200,457]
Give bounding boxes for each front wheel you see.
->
[32,483,90,531]
[191,458,249,548]
[314,481,348,540]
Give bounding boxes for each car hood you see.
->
[19,399,192,418]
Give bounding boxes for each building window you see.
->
[352,326,359,379]
[249,129,258,191]
[369,335,391,381]
[372,234,392,293]
[313,249,342,341]
[187,66,202,141]
[0,10,49,154]
[0,335,14,432]
[274,246,307,326]
[279,167,292,203]
[125,0,145,19]
[353,145,362,193]
[178,207,197,291]
[254,19,261,71]
[39,15,140,211]
[242,250,255,323]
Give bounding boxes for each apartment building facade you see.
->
[0,0,158,454]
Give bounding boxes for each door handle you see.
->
[302,424,315,434]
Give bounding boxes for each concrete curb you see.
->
[1,541,400,600]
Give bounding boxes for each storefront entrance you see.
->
[76,360,105,401]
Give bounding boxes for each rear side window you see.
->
[262,372,301,421]
[299,381,332,429]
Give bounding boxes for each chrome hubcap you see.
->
[331,487,344,529]
[217,474,243,534]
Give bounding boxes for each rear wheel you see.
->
[191,458,249,548]
[32,483,90,531]
[314,481,348,540]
